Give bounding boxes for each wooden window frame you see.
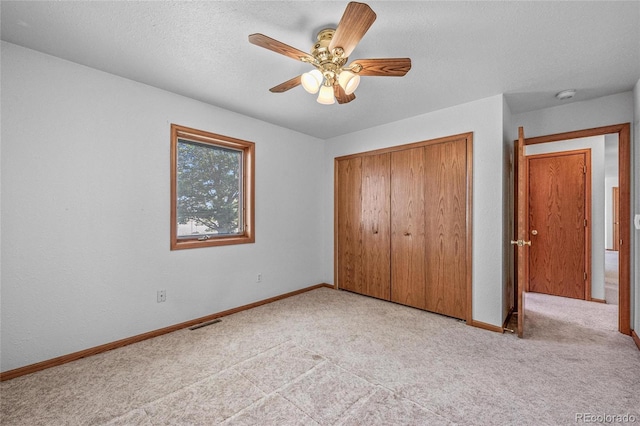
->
[170,124,255,250]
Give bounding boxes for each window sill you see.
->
[171,234,255,250]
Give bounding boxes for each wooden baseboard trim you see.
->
[468,319,504,333]
[590,298,606,304]
[0,283,334,382]
[632,330,640,351]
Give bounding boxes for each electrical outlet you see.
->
[157,290,166,303]
[256,273,262,283]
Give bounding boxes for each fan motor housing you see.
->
[312,29,347,68]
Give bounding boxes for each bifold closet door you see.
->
[424,139,467,319]
[390,147,427,310]
[336,157,363,294]
[389,139,467,319]
[337,154,391,300]
[337,135,468,319]
[361,154,391,300]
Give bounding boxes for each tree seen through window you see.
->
[176,140,242,237]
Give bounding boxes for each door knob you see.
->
[531,230,538,235]
[510,239,531,247]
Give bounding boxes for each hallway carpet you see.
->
[604,250,619,305]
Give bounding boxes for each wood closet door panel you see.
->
[424,139,467,319]
[390,147,426,309]
[337,157,363,293]
[362,154,391,300]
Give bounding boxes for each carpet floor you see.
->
[1,287,638,425]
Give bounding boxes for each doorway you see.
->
[514,123,631,337]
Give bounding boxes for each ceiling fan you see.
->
[248,1,411,105]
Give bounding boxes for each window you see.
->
[170,124,254,250]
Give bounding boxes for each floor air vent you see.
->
[189,319,221,331]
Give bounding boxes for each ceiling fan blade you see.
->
[329,2,377,57]
[350,58,412,76]
[334,84,356,104]
[269,75,302,93]
[249,33,314,62]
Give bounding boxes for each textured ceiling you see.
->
[2,1,639,139]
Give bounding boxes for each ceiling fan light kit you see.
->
[248,2,411,105]
[301,69,323,94]
[317,84,336,105]
[338,70,360,95]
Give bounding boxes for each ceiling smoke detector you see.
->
[555,89,576,100]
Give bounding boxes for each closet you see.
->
[335,133,472,320]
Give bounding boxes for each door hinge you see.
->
[584,219,587,227]
[583,165,587,174]
[584,272,587,281]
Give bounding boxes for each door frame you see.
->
[516,123,631,336]
[526,149,592,301]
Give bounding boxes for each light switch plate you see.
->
[634,214,640,230]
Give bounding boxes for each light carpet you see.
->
[1,288,639,425]
[604,250,619,305]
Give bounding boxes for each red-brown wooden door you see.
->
[390,147,427,309]
[336,157,363,294]
[527,150,589,300]
[390,139,467,318]
[336,154,391,300]
[361,154,391,299]
[423,139,467,319]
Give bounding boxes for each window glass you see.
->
[177,140,242,238]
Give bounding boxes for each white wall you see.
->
[510,92,634,142]
[0,42,326,372]
[322,95,506,328]
[512,91,636,330]
[525,136,606,300]
[605,176,619,250]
